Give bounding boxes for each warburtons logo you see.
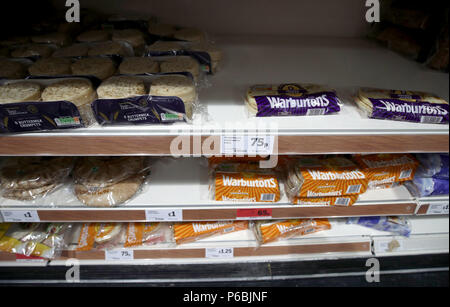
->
[222,175,277,188]
[308,170,366,180]
[192,222,231,233]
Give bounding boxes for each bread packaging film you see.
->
[73,157,151,207]
[291,194,359,207]
[286,156,369,200]
[347,216,411,237]
[253,219,332,244]
[0,157,74,202]
[0,58,33,79]
[0,223,71,259]
[212,162,281,202]
[355,87,449,124]
[124,222,171,248]
[75,223,125,251]
[0,77,99,133]
[245,83,342,117]
[91,73,198,125]
[173,221,249,245]
[353,154,419,190]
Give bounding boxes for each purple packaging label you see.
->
[254,91,341,117]
[369,98,449,124]
[416,154,449,180]
[92,95,187,125]
[413,176,449,197]
[0,101,84,133]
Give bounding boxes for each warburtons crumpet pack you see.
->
[173,221,248,244]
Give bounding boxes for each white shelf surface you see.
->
[2,36,448,138]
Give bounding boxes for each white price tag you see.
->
[375,240,403,253]
[426,202,449,215]
[145,209,183,221]
[205,247,234,259]
[221,135,274,155]
[105,249,134,261]
[1,210,40,222]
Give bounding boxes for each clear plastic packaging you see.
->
[9,43,58,59]
[73,157,152,207]
[0,58,33,79]
[31,32,72,47]
[0,223,72,259]
[405,176,449,197]
[347,216,411,237]
[91,72,199,125]
[75,223,125,251]
[124,222,172,247]
[415,153,449,179]
[252,219,332,245]
[0,77,98,133]
[173,221,248,245]
[245,83,342,118]
[354,87,449,124]
[0,157,75,201]
[352,154,419,190]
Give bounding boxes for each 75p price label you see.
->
[205,247,234,259]
[1,210,40,222]
[105,249,134,261]
[221,135,274,155]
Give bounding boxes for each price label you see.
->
[426,202,449,215]
[205,247,234,259]
[105,249,134,261]
[145,209,183,221]
[375,240,403,253]
[236,208,272,220]
[221,135,274,155]
[1,210,40,222]
[15,254,45,263]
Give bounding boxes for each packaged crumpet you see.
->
[286,156,369,198]
[254,219,331,244]
[292,194,359,207]
[124,223,168,247]
[173,221,248,244]
[75,223,124,251]
[214,171,280,202]
[353,154,419,189]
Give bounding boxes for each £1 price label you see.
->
[105,249,134,261]
[145,209,183,221]
[426,202,449,215]
[1,210,40,222]
[205,247,234,259]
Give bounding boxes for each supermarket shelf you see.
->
[416,195,449,215]
[0,158,421,222]
[0,37,448,156]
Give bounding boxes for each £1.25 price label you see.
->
[1,210,40,222]
[221,135,274,156]
[205,247,234,259]
[426,202,449,215]
[105,249,134,261]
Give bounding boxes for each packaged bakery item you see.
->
[146,41,184,54]
[213,168,281,202]
[31,32,72,47]
[347,216,411,237]
[0,223,71,259]
[75,223,125,251]
[10,43,55,59]
[0,157,74,201]
[291,194,359,206]
[253,219,331,244]
[353,154,419,189]
[173,27,206,43]
[77,30,111,43]
[87,41,134,57]
[286,156,369,198]
[71,57,117,80]
[159,56,200,81]
[147,23,177,38]
[112,29,146,48]
[51,44,90,58]
[173,221,248,244]
[118,57,159,74]
[92,73,198,125]
[124,223,171,247]
[0,59,29,79]
[246,83,342,117]
[73,157,150,207]
[0,36,30,47]
[28,57,72,76]
[415,153,449,180]
[355,87,449,124]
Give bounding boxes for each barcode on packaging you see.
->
[420,116,443,124]
[346,184,362,194]
[399,169,413,180]
[260,193,275,202]
[335,197,351,206]
[306,108,326,116]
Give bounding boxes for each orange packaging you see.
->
[124,223,165,247]
[256,219,331,244]
[214,171,280,202]
[289,157,369,198]
[173,221,249,244]
[353,154,419,189]
[292,194,359,206]
[75,223,97,251]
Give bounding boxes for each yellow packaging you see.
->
[214,171,280,202]
[255,219,331,244]
[292,194,359,206]
[288,157,369,198]
[353,154,419,189]
[173,221,248,244]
